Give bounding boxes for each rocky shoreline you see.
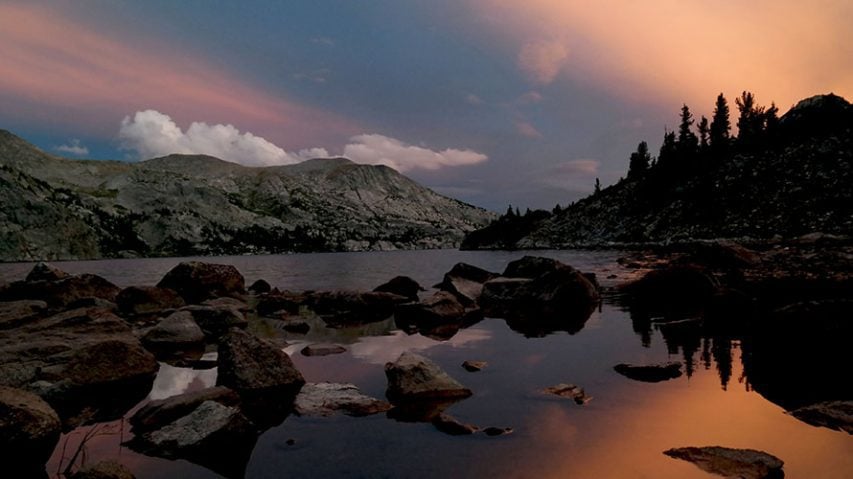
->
[1,244,851,478]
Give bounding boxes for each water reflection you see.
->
[147,362,217,400]
[350,329,491,365]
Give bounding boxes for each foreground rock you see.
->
[25,262,71,282]
[294,383,392,417]
[1,272,120,308]
[217,328,305,394]
[614,362,683,383]
[116,286,185,317]
[157,262,245,304]
[542,383,592,405]
[385,352,472,401]
[0,300,47,329]
[131,387,241,433]
[374,276,423,302]
[0,386,61,469]
[70,460,135,479]
[141,311,205,352]
[180,304,247,339]
[788,400,853,434]
[664,446,784,479]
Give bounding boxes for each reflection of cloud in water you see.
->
[148,363,217,400]
[350,328,492,365]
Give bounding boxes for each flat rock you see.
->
[542,383,592,405]
[300,343,347,357]
[131,386,241,433]
[70,460,135,479]
[0,300,47,329]
[374,276,423,302]
[614,362,683,383]
[142,311,205,349]
[461,360,487,372]
[482,426,514,437]
[0,386,61,467]
[789,400,853,434]
[664,446,784,479]
[217,328,305,394]
[156,261,245,304]
[116,286,184,317]
[385,352,472,402]
[294,382,391,416]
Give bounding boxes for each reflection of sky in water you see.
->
[148,362,217,401]
[348,328,492,364]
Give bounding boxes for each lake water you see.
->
[2,250,851,478]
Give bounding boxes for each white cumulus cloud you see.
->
[517,38,569,85]
[55,139,89,156]
[342,134,488,172]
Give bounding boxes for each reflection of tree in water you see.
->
[712,337,734,390]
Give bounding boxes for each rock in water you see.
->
[62,340,159,387]
[436,262,499,305]
[394,291,468,330]
[217,328,305,394]
[374,276,423,302]
[385,352,472,401]
[70,460,135,479]
[180,304,247,339]
[294,383,391,417]
[542,383,592,405]
[142,311,205,350]
[461,360,487,372]
[248,279,271,294]
[157,262,245,304]
[25,262,69,282]
[131,387,241,433]
[613,362,683,383]
[432,413,478,435]
[789,400,853,434]
[0,386,61,469]
[664,446,784,479]
[300,343,347,357]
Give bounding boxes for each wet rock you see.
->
[394,291,473,332]
[141,311,205,351]
[461,360,487,372]
[307,290,409,327]
[613,362,683,383]
[130,400,257,479]
[131,386,241,433]
[180,304,247,339]
[25,262,70,282]
[436,263,498,305]
[294,382,391,417]
[300,343,347,357]
[0,300,47,329]
[663,446,784,479]
[248,279,271,294]
[385,352,472,402]
[374,276,423,302]
[70,460,135,479]
[789,400,853,434]
[217,328,305,394]
[0,386,61,467]
[482,426,513,437]
[432,413,478,435]
[542,383,592,405]
[156,261,245,304]
[115,286,185,317]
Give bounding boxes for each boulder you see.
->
[461,360,487,372]
[307,291,409,327]
[294,383,392,417]
[482,427,514,437]
[62,340,159,387]
[663,446,784,479]
[141,311,205,350]
[300,343,347,357]
[247,279,271,294]
[385,352,472,402]
[436,263,498,305]
[131,386,241,433]
[394,291,470,332]
[180,304,247,339]
[217,328,305,394]
[25,262,70,282]
[156,262,245,304]
[502,256,566,278]
[256,292,303,317]
[789,400,853,434]
[115,286,184,317]
[0,386,61,467]
[70,461,135,479]
[613,362,683,383]
[374,276,423,302]
[0,300,47,330]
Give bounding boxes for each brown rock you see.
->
[374,276,423,302]
[0,300,47,329]
[180,304,247,339]
[385,352,472,402]
[142,311,205,350]
[70,460,135,479]
[217,329,305,393]
[789,400,853,434]
[664,446,784,479]
[131,386,241,433]
[156,261,245,304]
[63,340,159,387]
[25,262,70,282]
[0,386,61,467]
[461,360,487,372]
[116,286,185,316]
[614,362,683,383]
[542,383,592,405]
[432,413,478,435]
[300,343,347,357]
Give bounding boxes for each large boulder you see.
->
[0,300,47,330]
[620,265,719,310]
[664,446,784,479]
[374,276,423,302]
[0,386,61,469]
[61,340,159,387]
[115,286,185,317]
[180,305,247,339]
[156,262,245,304]
[217,329,305,394]
[436,263,498,305]
[141,311,205,351]
[385,352,472,402]
[294,383,392,417]
[131,387,241,433]
[25,262,70,282]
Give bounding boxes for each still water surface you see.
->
[2,250,850,478]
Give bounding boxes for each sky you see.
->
[1,0,851,211]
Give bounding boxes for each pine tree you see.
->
[709,93,731,155]
[677,104,699,157]
[698,116,710,150]
[628,140,651,179]
[657,129,677,170]
[594,178,601,194]
[505,205,515,218]
[735,91,765,149]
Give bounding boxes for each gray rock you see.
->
[0,386,61,467]
[70,460,135,479]
[300,343,347,357]
[131,386,241,432]
[0,300,47,329]
[294,382,391,416]
[217,328,305,393]
[201,297,249,312]
[142,311,205,349]
[180,304,247,339]
[374,276,423,302]
[116,286,185,316]
[157,261,245,304]
[25,262,70,282]
[664,446,784,479]
[436,263,498,305]
[394,291,471,332]
[789,400,853,434]
[1,274,121,308]
[385,352,472,401]
[614,362,683,383]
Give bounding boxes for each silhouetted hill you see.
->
[463,93,853,249]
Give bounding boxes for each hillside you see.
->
[463,93,853,249]
[0,131,495,261]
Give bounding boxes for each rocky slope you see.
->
[0,131,494,260]
[463,94,853,249]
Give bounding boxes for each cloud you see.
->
[465,93,485,105]
[55,139,89,156]
[118,110,301,166]
[539,159,601,192]
[517,91,543,105]
[517,38,569,85]
[515,120,543,139]
[296,147,330,160]
[310,36,335,47]
[342,134,488,172]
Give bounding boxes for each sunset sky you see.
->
[1,1,850,210]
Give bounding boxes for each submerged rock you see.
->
[374,276,423,302]
[157,261,245,304]
[0,386,61,468]
[300,343,347,357]
[385,352,472,401]
[664,446,784,479]
[217,328,305,394]
[294,382,391,417]
[115,286,185,317]
[432,413,478,435]
[613,362,683,383]
[789,400,853,434]
[542,383,592,405]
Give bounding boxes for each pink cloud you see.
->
[515,120,543,139]
[0,4,357,146]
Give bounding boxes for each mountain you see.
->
[0,131,495,261]
[463,94,853,249]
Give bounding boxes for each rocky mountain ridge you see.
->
[0,131,495,261]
